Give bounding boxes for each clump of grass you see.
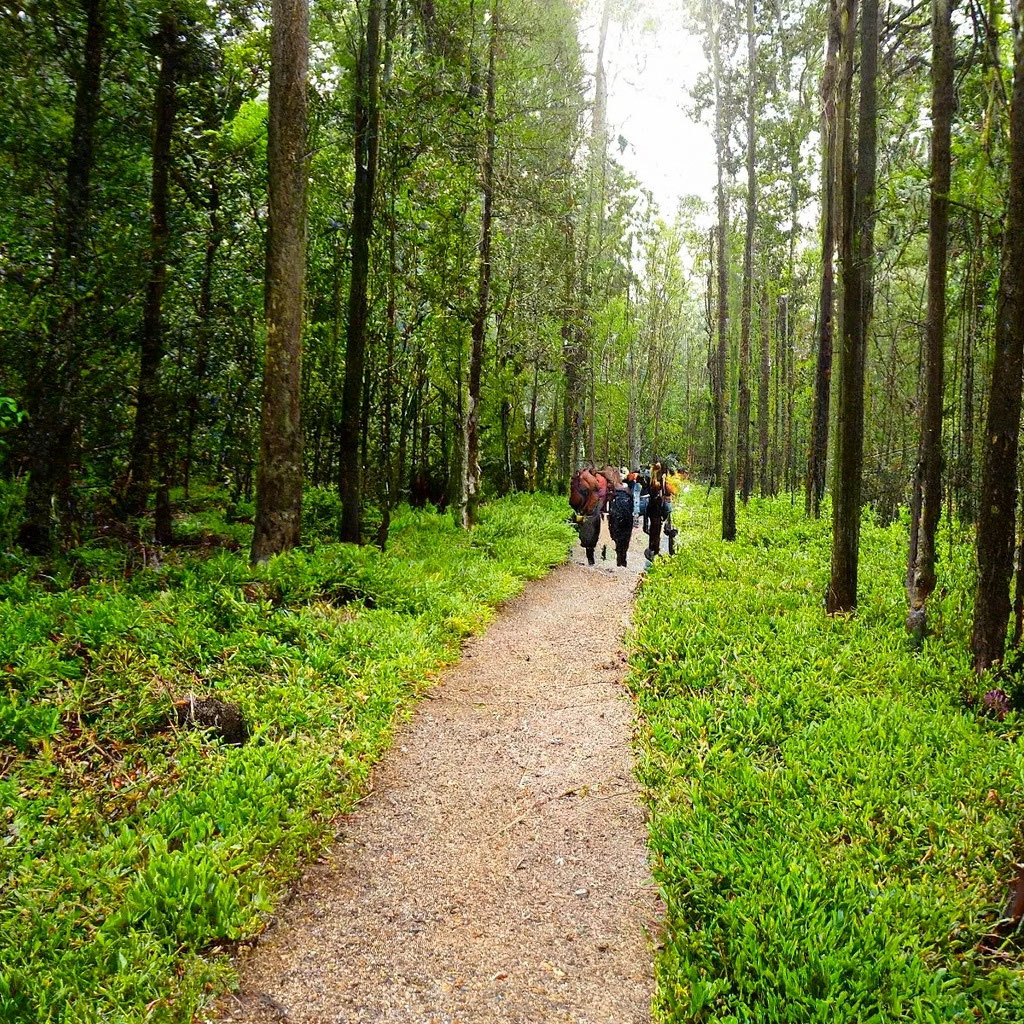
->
[0,493,573,1023]
[629,490,1024,1023]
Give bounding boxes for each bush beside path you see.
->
[0,493,575,1022]
[629,489,1024,1023]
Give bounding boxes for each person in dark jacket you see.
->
[577,506,602,565]
[601,465,633,568]
[644,481,667,563]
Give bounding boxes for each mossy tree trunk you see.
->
[972,0,1024,669]
[251,0,309,562]
[338,0,383,544]
[907,0,953,636]
[828,0,877,613]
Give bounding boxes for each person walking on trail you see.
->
[660,462,681,556]
[568,465,606,565]
[600,465,633,568]
[627,468,642,523]
[644,480,667,564]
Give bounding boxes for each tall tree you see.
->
[17,0,105,554]
[123,15,183,520]
[806,0,842,518]
[461,0,498,528]
[737,0,757,504]
[704,0,734,538]
[827,0,877,612]
[250,0,309,562]
[560,208,584,481]
[972,0,1024,670]
[757,280,770,495]
[338,0,383,544]
[907,0,954,636]
[581,0,612,466]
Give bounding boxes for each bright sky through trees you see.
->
[580,0,716,218]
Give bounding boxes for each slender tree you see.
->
[737,0,757,504]
[972,0,1024,670]
[461,0,498,528]
[758,280,770,495]
[17,0,105,554]
[907,0,954,636]
[705,0,734,538]
[581,0,612,467]
[560,208,584,481]
[338,0,383,544]
[250,0,309,562]
[827,0,877,612]
[123,15,182,520]
[806,0,842,518]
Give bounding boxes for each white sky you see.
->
[580,0,717,220]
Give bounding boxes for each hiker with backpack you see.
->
[601,465,634,568]
[569,463,634,568]
[660,462,680,555]
[569,465,606,565]
[644,478,667,564]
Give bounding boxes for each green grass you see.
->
[629,489,1024,1023]
[0,491,574,1023]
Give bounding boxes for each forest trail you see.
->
[212,528,658,1024]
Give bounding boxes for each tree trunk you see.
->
[528,360,539,490]
[576,0,611,473]
[783,295,795,493]
[972,0,1024,670]
[907,0,953,636]
[706,0,733,537]
[827,0,877,613]
[250,0,309,562]
[123,16,180,520]
[560,212,583,482]
[586,342,597,465]
[737,0,756,504]
[807,0,841,518]
[17,0,104,555]
[183,183,222,498]
[460,0,497,528]
[377,192,398,551]
[705,228,720,481]
[758,281,770,496]
[961,238,977,522]
[338,0,383,543]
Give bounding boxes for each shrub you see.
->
[629,490,1024,1023]
[0,492,573,1023]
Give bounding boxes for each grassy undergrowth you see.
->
[0,491,573,1023]
[630,489,1024,1023]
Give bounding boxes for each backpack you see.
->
[569,468,606,515]
[608,489,633,544]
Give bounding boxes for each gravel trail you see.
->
[213,528,658,1024]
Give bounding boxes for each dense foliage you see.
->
[630,489,1024,1022]
[0,0,702,553]
[0,491,573,1022]
[3,0,1024,1015]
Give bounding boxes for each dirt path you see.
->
[214,527,658,1024]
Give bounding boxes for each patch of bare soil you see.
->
[212,527,658,1024]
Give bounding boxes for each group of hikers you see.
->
[568,460,685,569]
